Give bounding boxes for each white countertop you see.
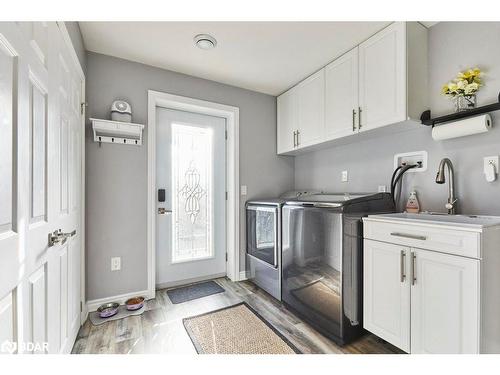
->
[365,212,500,229]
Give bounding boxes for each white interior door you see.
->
[156,108,226,287]
[0,22,83,354]
[411,249,480,354]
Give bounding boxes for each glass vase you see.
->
[454,95,476,112]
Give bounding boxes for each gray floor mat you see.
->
[167,280,225,304]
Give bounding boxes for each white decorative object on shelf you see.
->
[111,100,132,122]
[90,118,144,146]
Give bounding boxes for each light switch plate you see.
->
[240,185,247,196]
[111,257,121,271]
[341,170,348,182]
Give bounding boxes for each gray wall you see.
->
[64,22,86,73]
[295,22,500,215]
[85,52,294,300]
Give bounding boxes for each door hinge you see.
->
[81,102,88,115]
[225,192,228,200]
[80,301,83,312]
[225,130,228,140]
[226,253,228,262]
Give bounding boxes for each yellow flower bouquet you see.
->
[442,68,483,112]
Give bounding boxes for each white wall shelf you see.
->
[90,118,144,146]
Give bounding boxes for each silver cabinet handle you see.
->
[48,229,76,247]
[390,232,427,241]
[352,109,357,132]
[400,250,406,282]
[296,130,300,147]
[411,252,417,285]
[358,106,362,129]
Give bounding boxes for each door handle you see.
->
[411,252,417,285]
[158,207,172,215]
[296,130,300,147]
[400,250,406,282]
[48,229,76,247]
[390,232,427,241]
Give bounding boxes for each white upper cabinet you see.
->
[277,70,325,153]
[358,22,406,131]
[277,88,297,154]
[325,47,359,140]
[296,69,325,147]
[276,22,428,155]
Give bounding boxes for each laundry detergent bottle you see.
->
[405,191,420,213]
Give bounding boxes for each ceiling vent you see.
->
[194,34,217,50]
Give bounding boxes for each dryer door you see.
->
[246,205,278,268]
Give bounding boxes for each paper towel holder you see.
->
[421,91,500,127]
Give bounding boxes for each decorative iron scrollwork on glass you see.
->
[179,160,206,224]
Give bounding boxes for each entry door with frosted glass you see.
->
[156,108,226,286]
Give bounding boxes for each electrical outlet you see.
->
[394,151,428,172]
[378,185,387,192]
[111,257,121,271]
[341,170,348,182]
[240,185,247,196]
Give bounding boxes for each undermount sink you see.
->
[369,212,500,228]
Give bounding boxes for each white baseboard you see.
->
[87,289,152,312]
[239,271,248,281]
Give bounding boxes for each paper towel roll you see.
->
[432,114,492,141]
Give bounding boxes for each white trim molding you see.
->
[87,290,151,312]
[56,21,88,326]
[239,271,248,281]
[147,90,240,297]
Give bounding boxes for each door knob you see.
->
[48,229,76,247]
[158,207,172,215]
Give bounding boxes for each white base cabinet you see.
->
[363,240,410,352]
[410,248,479,354]
[363,217,500,354]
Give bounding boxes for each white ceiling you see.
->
[80,22,398,95]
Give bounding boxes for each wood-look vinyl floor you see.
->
[72,278,404,354]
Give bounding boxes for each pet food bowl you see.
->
[97,302,119,318]
[125,296,145,311]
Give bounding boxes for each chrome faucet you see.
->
[435,158,457,214]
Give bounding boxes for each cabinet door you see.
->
[364,240,410,352]
[325,47,359,140]
[296,69,325,148]
[359,22,406,132]
[277,87,297,154]
[411,249,480,354]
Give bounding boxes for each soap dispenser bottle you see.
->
[406,191,420,213]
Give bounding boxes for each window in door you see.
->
[171,123,214,263]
